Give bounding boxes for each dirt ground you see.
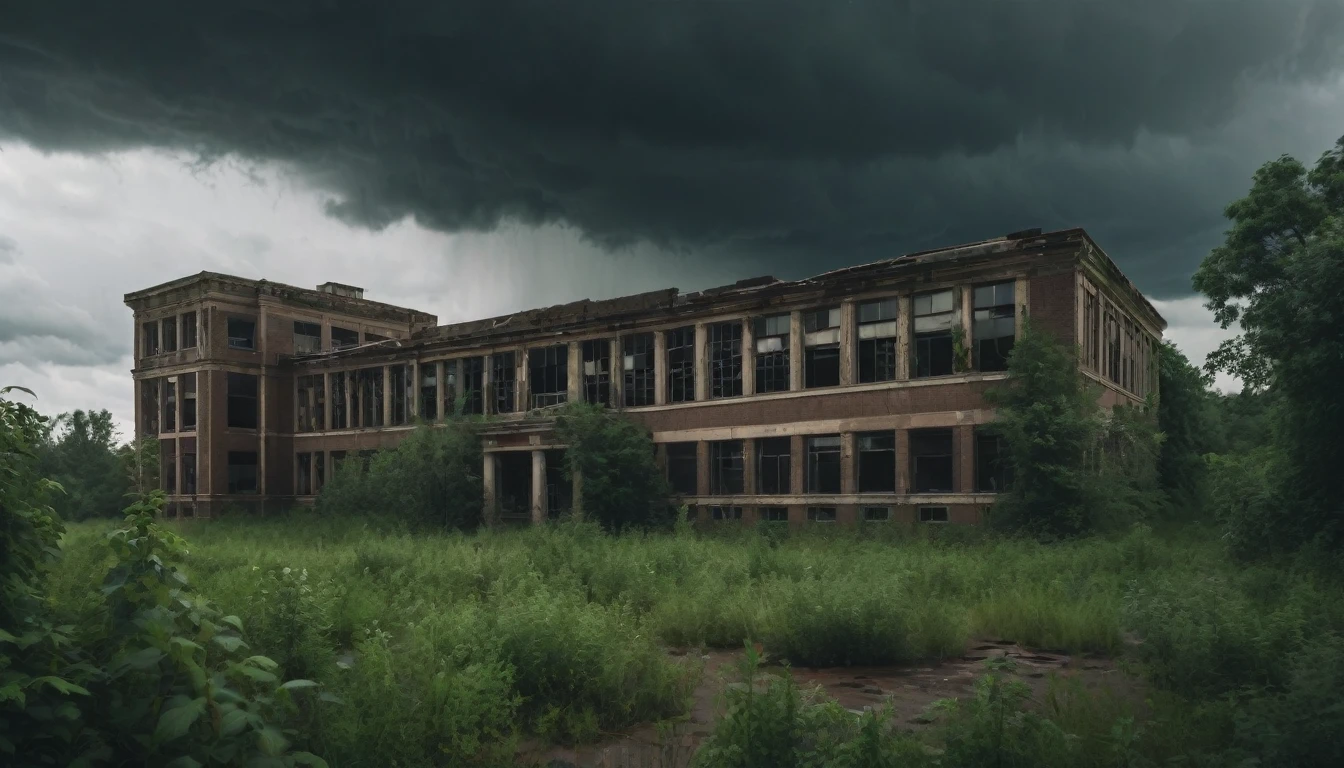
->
[519,640,1138,768]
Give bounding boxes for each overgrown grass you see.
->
[47,516,1344,766]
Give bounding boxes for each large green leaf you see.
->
[155,697,206,743]
[256,725,288,756]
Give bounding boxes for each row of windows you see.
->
[140,372,198,435]
[159,442,197,496]
[665,429,1010,496]
[1083,288,1159,398]
[705,505,951,523]
[143,310,398,360]
[140,312,199,358]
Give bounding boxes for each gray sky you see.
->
[3,0,1343,436]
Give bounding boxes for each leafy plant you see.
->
[554,402,673,531]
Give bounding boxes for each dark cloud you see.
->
[2,0,1342,298]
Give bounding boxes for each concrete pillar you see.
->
[742,437,757,496]
[694,323,708,401]
[959,287,974,373]
[895,429,910,494]
[482,452,497,525]
[516,348,528,412]
[343,371,353,429]
[790,434,805,495]
[530,449,547,524]
[434,361,445,422]
[197,372,210,495]
[482,354,493,415]
[1016,276,1030,337]
[175,375,184,436]
[133,379,143,439]
[610,336,624,408]
[896,296,912,381]
[322,372,332,431]
[840,301,856,386]
[741,317,755,396]
[567,341,582,405]
[654,331,668,406]
[695,441,710,497]
[409,361,419,419]
[957,425,975,493]
[840,432,857,493]
[789,310,804,391]
[292,374,300,432]
[382,365,392,426]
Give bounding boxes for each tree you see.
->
[35,409,128,520]
[554,402,673,532]
[1156,342,1213,511]
[1192,134,1344,553]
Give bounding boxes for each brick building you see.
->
[126,227,1164,524]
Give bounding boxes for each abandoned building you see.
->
[125,227,1165,525]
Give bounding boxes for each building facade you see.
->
[126,227,1165,525]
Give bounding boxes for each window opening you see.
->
[227,451,258,494]
[389,364,410,425]
[804,307,841,388]
[353,368,383,428]
[182,312,197,349]
[807,506,837,523]
[141,380,159,435]
[754,314,791,393]
[976,429,1011,492]
[761,506,789,522]
[296,374,325,432]
[529,346,567,408]
[582,339,611,406]
[666,327,696,403]
[710,506,743,521]
[142,322,159,357]
[709,440,744,495]
[913,290,955,377]
[863,506,891,522]
[298,452,312,496]
[756,436,791,494]
[857,298,898,383]
[857,431,896,492]
[181,373,197,430]
[227,317,256,350]
[163,441,176,494]
[910,428,954,492]
[226,373,258,429]
[330,372,348,429]
[294,320,322,355]
[461,357,485,415]
[806,435,842,493]
[623,333,656,406]
[493,352,518,413]
[331,326,359,350]
[420,363,438,421]
[973,282,1015,372]
[919,506,949,523]
[182,452,196,494]
[162,316,177,353]
[708,322,743,398]
[666,442,698,495]
[163,379,176,432]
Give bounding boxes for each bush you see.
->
[554,402,673,531]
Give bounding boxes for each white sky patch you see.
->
[1148,295,1242,393]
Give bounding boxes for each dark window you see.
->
[331,326,359,350]
[804,308,841,388]
[582,339,611,406]
[330,371,348,429]
[163,379,176,432]
[420,363,438,421]
[708,322,743,399]
[162,317,177,353]
[142,321,159,357]
[913,290,955,377]
[330,451,348,473]
[863,506,891,522]
[182,313,197,349]
[314,451,326,494]
[181,372,196,430]
[461,357,485,415]
[294,320,322,355]
[973,282,1015,372]
[442,359,461,416]
[754,314,791,393]
[857,298,898,383]
[666,327,696,403]
[807,506,837,523]
[910,429,954,493]
[756,437,791,494]
[710,506,743,521]
[297,452,313,495]
[389,364,410,425]
[296,374,325,432]
[141,379,159,435]
[857,432,896,492]
[709,440,744,495]
[919,506,949,523]
[667,442,698,495]
[806,435,842,494]
[227,317,256,350]
[493,351,518,413]
[182,452,196,494]
[354,368,383,428]
[976,429,1012,492]
[761,506,789,522]
[226,373,258,429]
[623,333,656,407]
[163,441,176,494]
[227,451,258,494]
[528,346,567,408]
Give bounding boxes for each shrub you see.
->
[554,402,673,531]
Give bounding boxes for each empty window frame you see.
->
[803,307,841,388]
[353,367,384,428]
[761,506,789,522]
[910,428,954,493]
[494,351,518,413]
[975,429,1011,492]
[227,317,256,350]
[181,372,197,430]
[1104,305,1121,385]
[710,506,743,521]
[297,452,312,496]
[182,452,197,494]
[389,364,410,426]
[857,298,898,383]
[182,312,197,349]
[709,440,745,495]
[163,441,176,494]
[330,371,348,429]
[441,359,460,416]
[756,436,791,494]
[331,326,359,350]
[919,506,949,523]
[162,316,177,353]
[623,333,656,407]
[226,373,258,429]
[1083,290,1099,372]
[666,327,696,403]
[528,346,567,408]
[142,321,159,357]
[579,339,611,406]
[754,314,791,394]
[805,435,842,494]
[460,357,485,415]
[807,507,837,523]
[708,322,744,399]
[913,290,956,377]
[666,442,699,495]
[227,451,259,494]
[141,379,160,435]
[420,363,438,421]
[973,282,1015,372]
[857,432,896,493]
[863,506,891,522]
[163,378,176,432]
[296,374,325,432]
[294,320,322,355]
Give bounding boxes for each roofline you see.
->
[123,270,434,318]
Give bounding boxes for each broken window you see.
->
[420,363,438,421]
[807,506,837,523]
[162,316,177,353]
[227,317,256,350]
[761,506,789,522]
[181,373,196,430]
[182,312,197,349]
[353,367,384,428]
[461,357,485,415]
[919,506,949,523]
[857,298,898,383]
[863,506,891,522]
[913,290,956,377]
[973,282,1015,372]
[1104,305,1121,385]
[441,359,460,416]
[330,371,348,429]
[227,451,258,494]
[163,378,176,432]
[622,333,656,407]
[708,322,743,398]
[545,450,572,518]
[805,435,842,493]
[297,452,312,495]
[331,326,359,350]
[910,429,954,493]
[142,321,159,357]
[494,351,518,413]
[141,380,159,435]
[803,308,841,388]
[709,440,744,495]
[294,321,322,355]
[163,441,176,494]
[857,432,896,493]
[754,314,791,393]
[296,374,326,432]
[666,443,698,495]
[581,339,612,406]
[226,373,258,429]
[528,346,567,408]
[710,506,743,521]
[666,327,696,403]
[975,429,1011,492]
[389,364,410,425]
[182,452,196,494]
[755,437,791,494]
[1084,290,1098,371]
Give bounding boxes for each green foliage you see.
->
[936,659,1076,767]
[34,409,128,521]
[119,435,161,497]
[317,421,483,530]
[554,402,673,531]
[1156,342,1213,510]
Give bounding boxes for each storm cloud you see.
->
[2,0,1344,298]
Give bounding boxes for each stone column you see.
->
[959,287,974,372]
[322,372,332,431]
[696,441,710,497]
[343,371,353,429]
[839,431,857,526]
[482,453,497,525]
[740,317,755,396]
[482,354,494,415]
[957,425,976,493]
[530,449,547,524]
[742,436,757,496]
[694,323,708,401]
[789,311,804,390]
[567,341,582,404]
[1016,276,1030,336]
[610,336,624,408]
[434,361,445,422]
[895,429,910,494]
[839,301,857,386]
[409,361,419,419]
[790,434,805,495]
[382,365,392,426]
[896,297,912,380]
[653,331,668,406]
[516,348,528,412]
